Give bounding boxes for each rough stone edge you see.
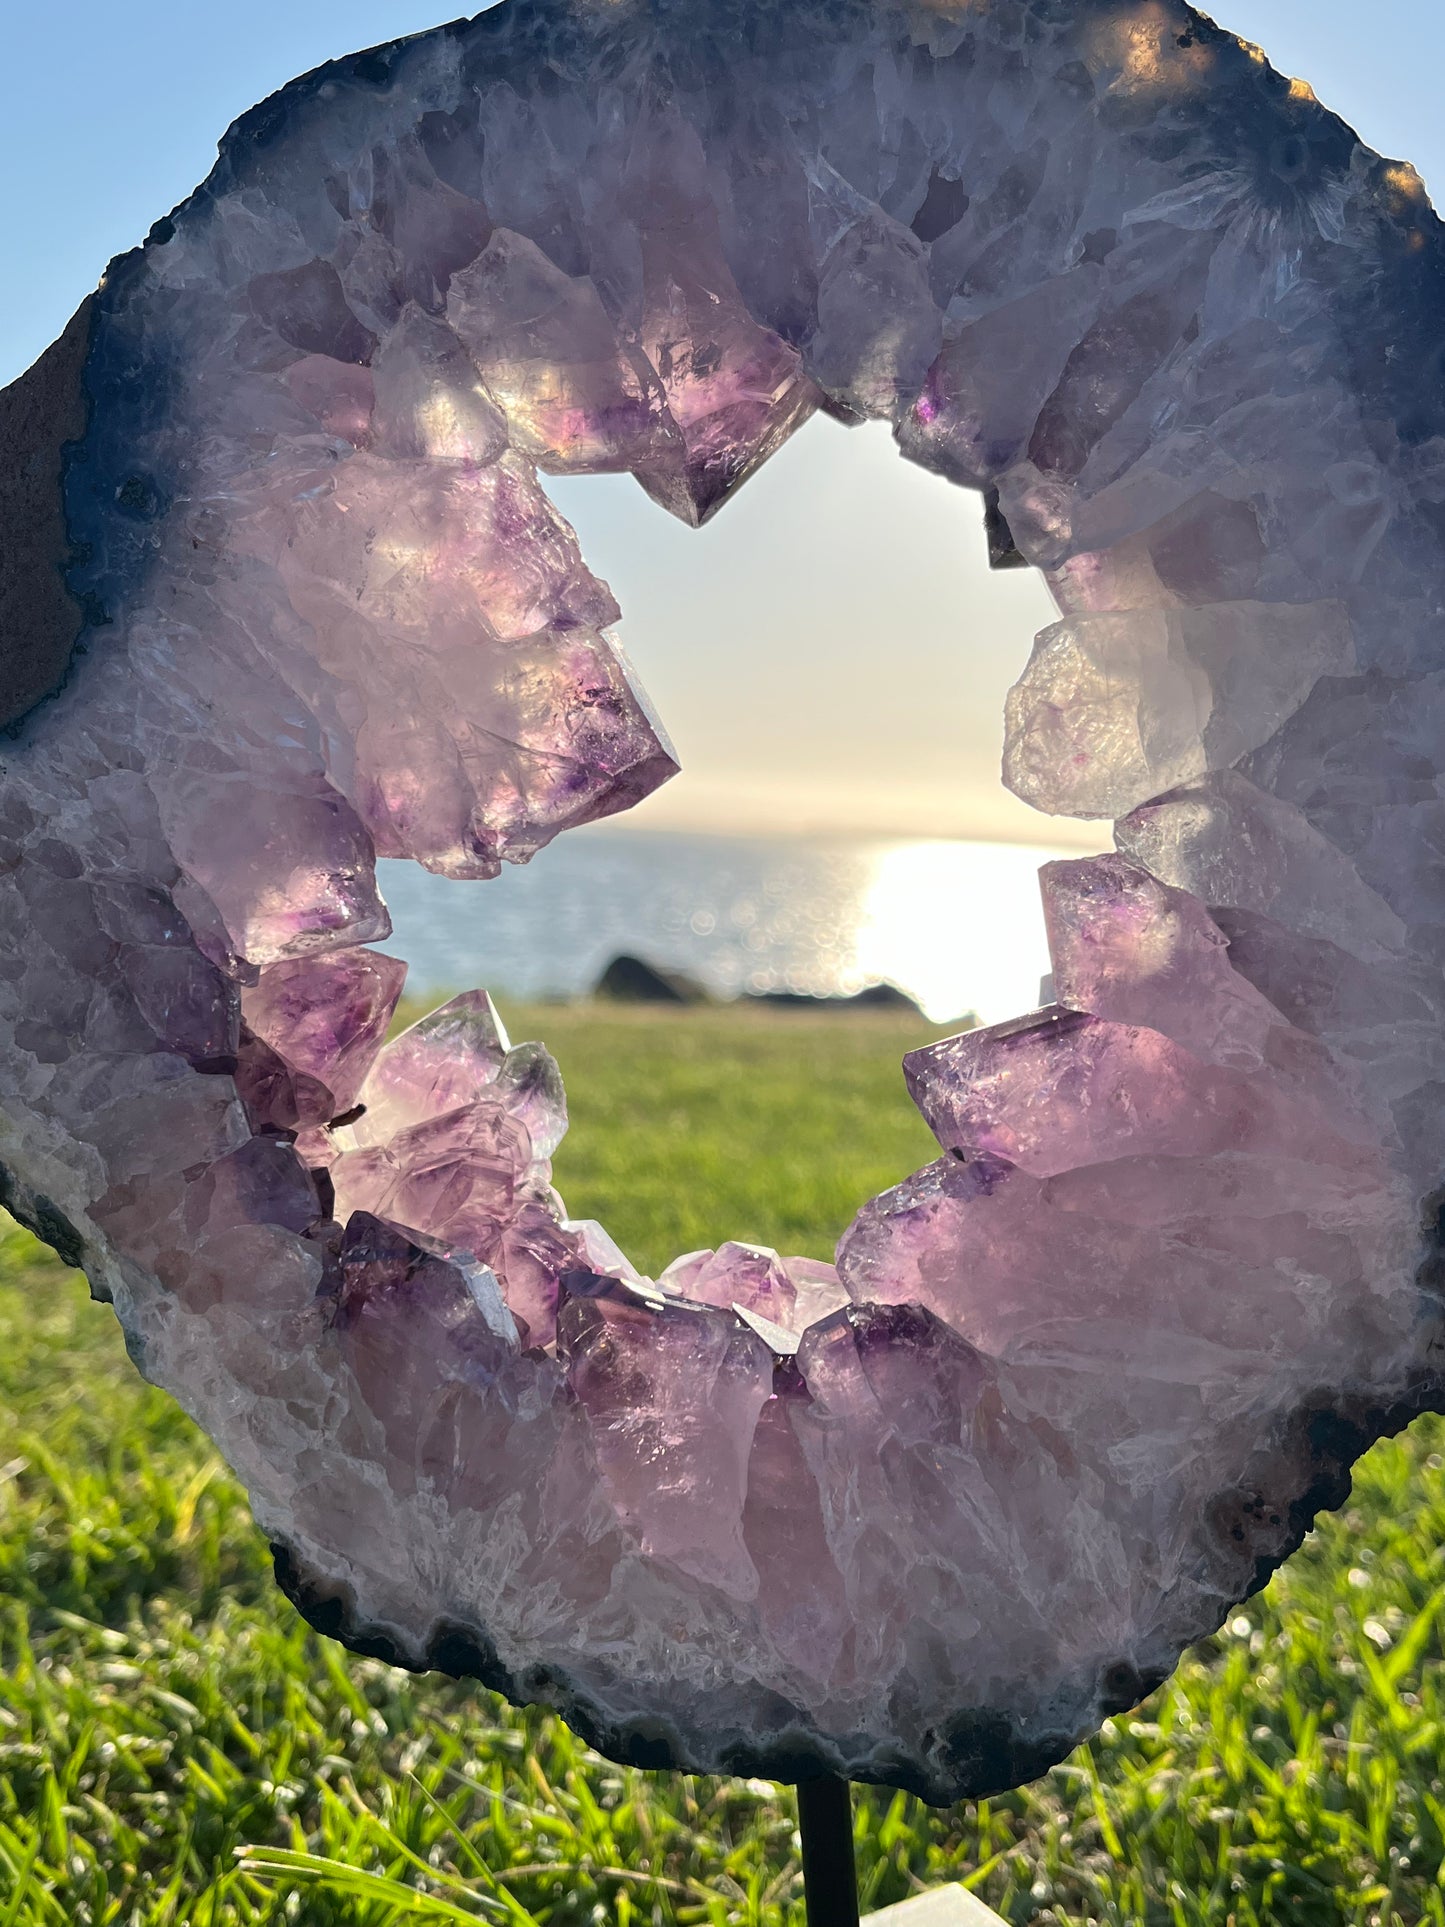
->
[267,1336,1445,1805]
[0,1152,90,1281]
[0,300,97,732]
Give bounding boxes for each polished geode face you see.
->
[2,0,1444,1803]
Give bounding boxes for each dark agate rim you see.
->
[0,299,97,735]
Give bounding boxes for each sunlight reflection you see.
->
[375,828,1111,1022]
[852,839,1099,1026]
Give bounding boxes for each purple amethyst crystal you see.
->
[236,948,407,1132]
[2,0,1445,1803]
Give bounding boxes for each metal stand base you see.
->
[796,1776,1005,1927]
[798,1775,860,1927]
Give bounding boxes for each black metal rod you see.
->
[797,1774,860,1927]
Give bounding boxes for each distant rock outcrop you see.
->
[594,954,709,1004]
[746,982,926,1017]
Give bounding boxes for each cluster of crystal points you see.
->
[3,0,1445,1800]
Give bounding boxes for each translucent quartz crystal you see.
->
[3,0,1445,1801]
[236,950,408,1132]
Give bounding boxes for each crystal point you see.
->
[237,949,407,1131]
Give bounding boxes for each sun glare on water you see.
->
[852,838,1102,1027]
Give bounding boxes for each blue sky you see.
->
[5,3,1439,843]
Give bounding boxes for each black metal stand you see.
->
[797,1774,861,1927]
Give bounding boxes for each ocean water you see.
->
[376,827,1099,1026]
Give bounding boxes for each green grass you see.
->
[479,999,957,1274]
[2,1000,1445,1923]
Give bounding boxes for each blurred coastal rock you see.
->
[594,954,710,1004]
[746,982,925,1017]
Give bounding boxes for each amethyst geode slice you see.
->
[2,0,1444,1801]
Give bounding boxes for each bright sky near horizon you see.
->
[5,3,1439,844]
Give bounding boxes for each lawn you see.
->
[1,1000,1444,1925]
